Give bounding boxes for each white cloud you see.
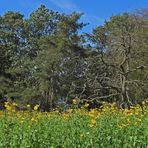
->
[49,0,78,11]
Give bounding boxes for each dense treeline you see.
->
[0,5,147,110]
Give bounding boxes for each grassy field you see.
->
[0,102,148,148]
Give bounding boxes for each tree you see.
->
[33,12,86,110]
[0,6,147,110]
[0,11,24,99]
[90,13,147,107]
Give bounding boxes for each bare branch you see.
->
[125,65,147,75]
[80,93,120,103]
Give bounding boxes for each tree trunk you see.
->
[120,74,131,109]
[49,76,54,110]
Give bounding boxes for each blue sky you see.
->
[0,0,148,32]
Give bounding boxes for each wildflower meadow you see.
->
[0,101,147,148]
[1,2,148,148]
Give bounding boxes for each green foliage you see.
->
[0,109,147,147]
[0,5,147,108]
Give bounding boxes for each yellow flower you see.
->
[63,113,69,120]
[72,99,77,105]
[33,104,40,111]
[6,106,12,111]
[27,104,30,108]
[89,124,95,128]
[90,119,96,124]
[84,103,89,107]
[89,118,96,127]
[4,102,9,106]
[31,118,35,122]
[4,102,12,111]
[68,108,73,113]
[12,102,17,106]
[80,106,84,109]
